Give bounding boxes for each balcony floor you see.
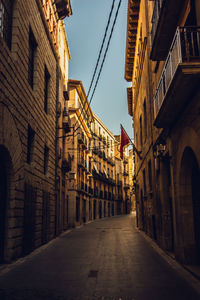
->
[154,62,200,128]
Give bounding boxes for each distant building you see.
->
[91,114,117,218]
[67,79,94,227]
[125,0,200,264]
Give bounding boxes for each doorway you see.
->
[179,147,200,264]
[0,146,12,262]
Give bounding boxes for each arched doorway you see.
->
[179,147,200,264]
[0,146,12,262]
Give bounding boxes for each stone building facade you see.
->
[55,20,71,235]
[0,0,71,262]
[67,79,94,227]
[125,0,200,264]
[91,114,118,218]
[66,88,132,226]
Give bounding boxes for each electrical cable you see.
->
[87,0,115,99]
[72,1,115,133]
[71,0,122,136]
[88,0,122,104]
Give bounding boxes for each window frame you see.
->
[28,27,37,88]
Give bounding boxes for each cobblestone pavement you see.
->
[0,214,199,300]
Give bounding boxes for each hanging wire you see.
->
[71,0,122,136]
[87,0,115,99]
[88,0,122,104]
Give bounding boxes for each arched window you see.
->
[0,0,13,48]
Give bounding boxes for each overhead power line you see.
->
[71,0,122,136]
[87,0,115,99]
[72,0,116,134]
[88,0,122,104]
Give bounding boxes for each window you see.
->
[44,145,49,175]
[44,66,50,113]
[143,99,147,141]
[140,116,143,147]
[28,28,37,88]
[148,160,152,191]
[27,125,35,164]
[0,0,13,48]
[143,169,146,195]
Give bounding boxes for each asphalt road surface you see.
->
[0,214,199,300]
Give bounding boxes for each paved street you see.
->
[0,214,199,300]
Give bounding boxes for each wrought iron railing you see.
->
[154,26,200,119]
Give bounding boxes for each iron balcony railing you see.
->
[151,0,164,49]
[154,26,200,120]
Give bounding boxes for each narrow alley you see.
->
[0,214,199,300]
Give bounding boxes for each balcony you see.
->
[61,155,72,173]
[94,187,98,198]
[78,157,85,169]
[124,184,130,190]
[124,158,128,164]
[98,150,103,158]
[154,27,200,128]
[117,180,122,187]
[77,181,84,192]
[78,132,84,144]
[89,187,93,195]
[92,147,98,155]
[102,151,107,161]
[82,136,88,150]
[100,190,103,199]
[150,0,182,60]
[54,0,72,20]
[123,171,129,177]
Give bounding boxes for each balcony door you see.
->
[183,0,197,26]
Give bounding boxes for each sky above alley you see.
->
[65,0,133,138]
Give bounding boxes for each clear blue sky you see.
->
[65,0,133,138]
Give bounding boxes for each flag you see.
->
[120,124,130,159]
